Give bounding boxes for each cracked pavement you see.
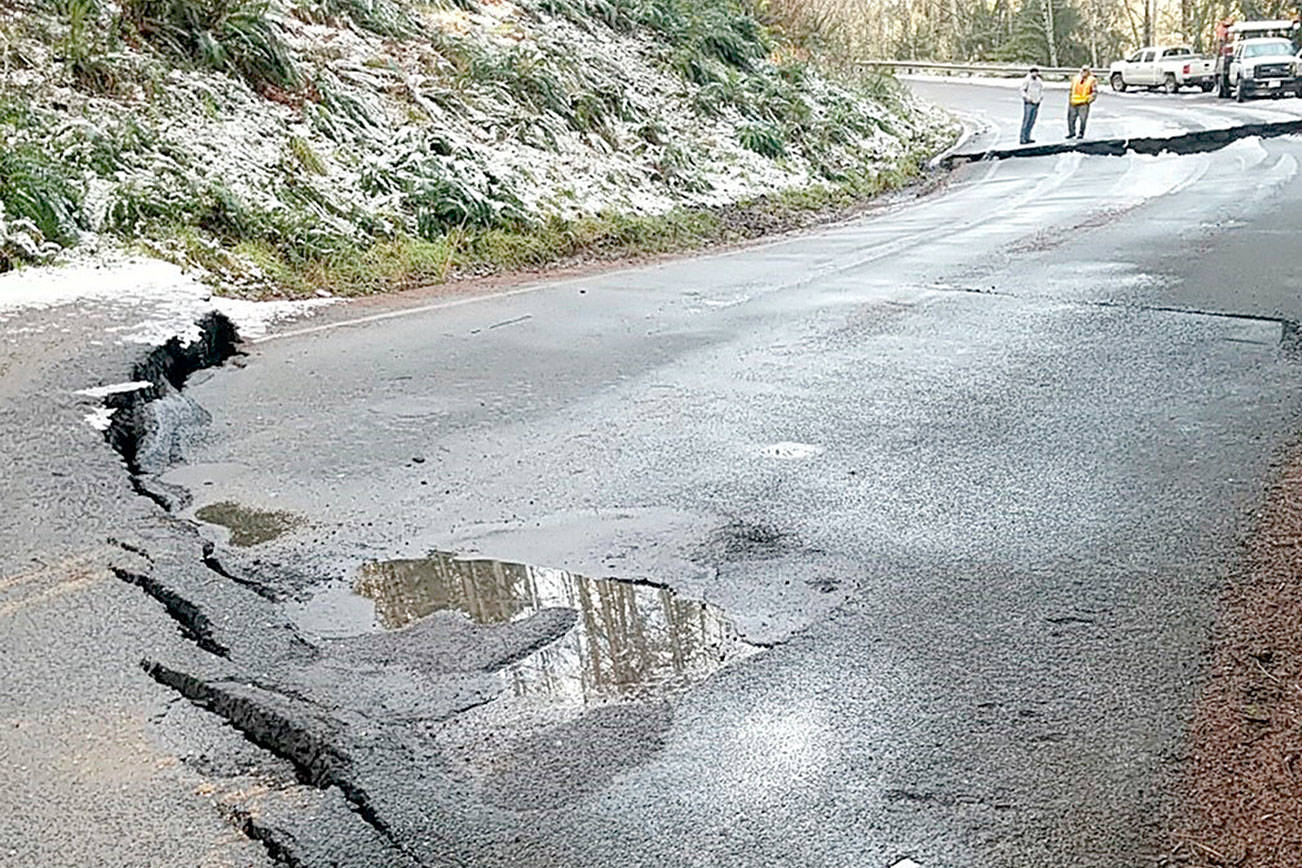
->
[8,80,1302,866]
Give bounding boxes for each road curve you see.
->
[906,75,1302,150]
[57,80,1302,865]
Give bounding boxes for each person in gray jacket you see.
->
[1019,67,1042,145]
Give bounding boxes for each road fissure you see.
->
[927,283,1300,335]
[947,118,1302,165]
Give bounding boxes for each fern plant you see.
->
[121,0,299,90]
[737,122,785,158]
[0,146,84,248]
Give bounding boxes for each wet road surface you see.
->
[9,78,1302,866]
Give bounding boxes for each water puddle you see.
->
[195,501,304,547]
[351,551,756,702]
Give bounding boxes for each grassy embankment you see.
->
[0,0,954,296]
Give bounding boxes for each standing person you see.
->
[1019,66,1043,144]
[1067,65,1098,139]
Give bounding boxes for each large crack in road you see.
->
[947,115,1302,165]
[90,312,772,865]
[85,312,428,863]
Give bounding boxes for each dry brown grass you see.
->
[757,0,901,60]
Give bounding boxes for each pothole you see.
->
[195,501,304,548]
[295,550,757,703]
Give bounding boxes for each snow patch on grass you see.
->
[0,0,954,298]
[0,257,333,344]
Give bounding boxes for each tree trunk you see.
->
[1121,0,1143,47]
[1042,0,1058,66]
[948,0,960,60]
[1088,0,1099,66]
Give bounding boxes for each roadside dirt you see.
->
[1181,451,1302,865]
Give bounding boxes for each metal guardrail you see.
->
[857,60,1082,80]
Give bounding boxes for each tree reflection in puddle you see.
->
[355,551,755,702]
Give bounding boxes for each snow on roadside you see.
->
[0,257,336,345]
[0,256,336,432]
[74,381,154,398]
[3,0,955,294]
[83,406,116,431]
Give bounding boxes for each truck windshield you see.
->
[1242,40,1294,57]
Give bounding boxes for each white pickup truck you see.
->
[1227,36,1301,100]
[1215,20,1301,97]
[1108,46,1216,93]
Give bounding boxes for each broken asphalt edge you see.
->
[103,311,240,510]
[945,117,1302,165]
[85,313,434,866]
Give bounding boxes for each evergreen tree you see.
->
[955,0,1008,59]
[996,0,1087,65]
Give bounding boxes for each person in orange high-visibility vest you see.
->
[1066,66,1098,139]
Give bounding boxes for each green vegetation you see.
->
[0,146,84,246]
[120,0,299,89]
[288,136,326,175]
[737,122,785,157]
[1,0,952,290]
[145,148,927,298]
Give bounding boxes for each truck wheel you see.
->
[1110,73,1126,92]
[1201,81,1215,92]
[1236,77,1247,101]
[1163,73,1178,94]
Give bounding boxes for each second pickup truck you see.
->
[1225,36,1302,100]
[1109,46,1216,93]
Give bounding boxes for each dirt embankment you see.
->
[1183,453,1302,865]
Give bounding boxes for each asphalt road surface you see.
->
[7,78,1302,867]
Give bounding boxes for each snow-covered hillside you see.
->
[0,0,953,297]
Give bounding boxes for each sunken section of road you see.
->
[115,516,759,866]
[100,348,764,866]
[948,117,1302,165]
